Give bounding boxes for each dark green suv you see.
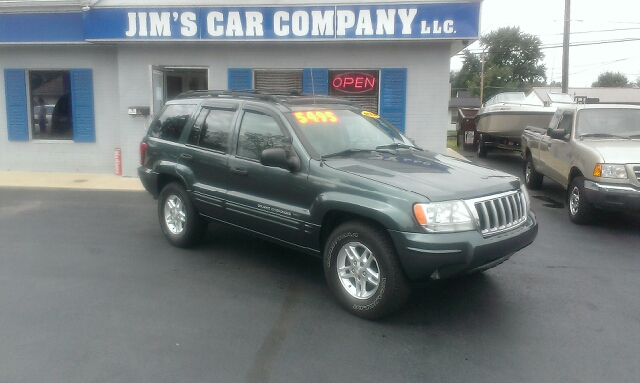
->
[138,90,538,319]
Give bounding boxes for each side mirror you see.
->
[260,147,301,172]
[549,128,568,140]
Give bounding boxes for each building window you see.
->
[4,68,95,142]
[29,70,73,140]
[227,67,406,131]
[328,70,379,113]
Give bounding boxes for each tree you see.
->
[450,27,547,102]
[450,50,481,97]
[591,71,629,87]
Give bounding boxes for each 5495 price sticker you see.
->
[293,111,340,124]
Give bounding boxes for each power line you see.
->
[536,27,640,38]
[452,37,640,57]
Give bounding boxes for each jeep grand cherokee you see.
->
[138,90,538,319]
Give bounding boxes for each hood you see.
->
[323,149,521,201]
[582,140,640,163]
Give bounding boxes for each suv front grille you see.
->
[471,190,528,236]
[633,166,640,182]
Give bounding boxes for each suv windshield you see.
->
[287,109,414,157]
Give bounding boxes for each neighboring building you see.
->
[448,90,481,129]
[529,87,640,106]
[1,0,480,177]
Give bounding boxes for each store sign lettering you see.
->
[125,12,199,37]
[82,4,479,41]
[332,72,377,94]
[123,9,426,38]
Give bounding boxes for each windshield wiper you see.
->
[321,148,371,159]
[375,143,416,151]
[627,134,640,139]
[579,133,628,139]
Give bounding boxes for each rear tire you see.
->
[323,221,411,320]
[568,176,595,225]
[524,156,544,190]
[158,183,207,248]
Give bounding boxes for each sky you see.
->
[450,0,640,88]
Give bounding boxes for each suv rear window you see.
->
[149,104,197,142]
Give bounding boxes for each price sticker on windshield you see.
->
[293,111,340,124]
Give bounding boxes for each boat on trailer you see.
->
[475,92,574,157]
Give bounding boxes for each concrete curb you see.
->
[0,171,144,191]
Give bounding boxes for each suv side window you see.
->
[187,108,209,145]
[149,104,196,142]
[236,110,287,161]
[187,107,235,153]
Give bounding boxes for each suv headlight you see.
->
[593,164,628,179]
[413,200,476,233]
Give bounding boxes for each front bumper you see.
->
[389,212,538,282]
[583,180,640,211]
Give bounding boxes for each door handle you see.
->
[180,153,193,160]
[230,166,248,176]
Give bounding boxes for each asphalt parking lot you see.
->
[1,152,639,383]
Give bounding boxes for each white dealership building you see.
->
[0,0,480,177]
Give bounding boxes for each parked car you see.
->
[522,103,640,224]
[138,90,538,319]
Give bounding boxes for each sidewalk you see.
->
[0,171,144,191]
[0,149,467,191]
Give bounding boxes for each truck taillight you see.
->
[139,142,147,166]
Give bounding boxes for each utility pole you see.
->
[479,50,486,104]
[562,0,570,93]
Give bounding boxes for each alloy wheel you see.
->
[569,186,580,216]
[336,241,380,299]
[164,195,187,234]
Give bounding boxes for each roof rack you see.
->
[175,89,305,103]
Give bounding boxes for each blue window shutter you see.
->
[4,69,29,141]
[302,68,328,95]
[379,68,407,132]
[228,68,252,90]
[70,68,95,143]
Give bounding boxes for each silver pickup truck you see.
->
[521,104,640,224]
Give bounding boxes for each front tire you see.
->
[568,176,595,225]
[158,183,207,248]
[323,221,410,320]
[524,155,544,190]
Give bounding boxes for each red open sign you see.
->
[329,70,379,95]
